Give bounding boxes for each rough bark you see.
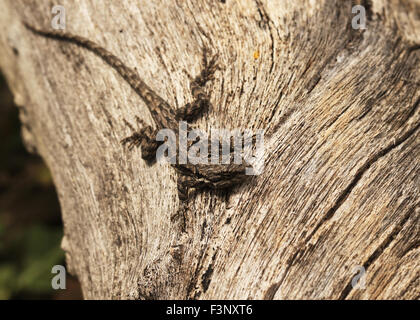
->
[0,0,419,299]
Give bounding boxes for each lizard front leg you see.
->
[170,175,193,232]
[172,163,249,230]
[121,117,161,162]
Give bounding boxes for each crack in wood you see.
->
[338,204,417,299]
[304,120,420,250]
[254,0,275,74]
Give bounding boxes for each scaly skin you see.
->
[25,23,250,228]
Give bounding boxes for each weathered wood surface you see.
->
[0,0,418,299]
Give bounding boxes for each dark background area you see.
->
[0,72,82,299]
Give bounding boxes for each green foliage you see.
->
[0,71,66,300]
[0,221,64,299]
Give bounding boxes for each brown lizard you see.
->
[24,23,253,227]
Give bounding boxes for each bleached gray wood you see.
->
[0,0,418,299]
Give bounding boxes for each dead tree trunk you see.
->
[0,0,418,299]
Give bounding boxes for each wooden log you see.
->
[0,0,418,299]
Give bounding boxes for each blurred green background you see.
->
[0,72,82,299]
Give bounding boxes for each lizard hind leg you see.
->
[176,48,220,122]
[121,117,161,162]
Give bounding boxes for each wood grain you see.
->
[0,0,418,299]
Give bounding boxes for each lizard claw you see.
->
[121,133,142,150]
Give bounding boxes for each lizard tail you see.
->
[23,22,152,99]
